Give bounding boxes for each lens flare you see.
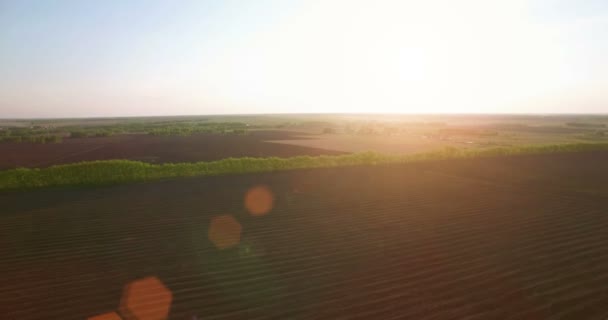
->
[208,215,243,249]
[119,276,173,320]
[244,185,274,216]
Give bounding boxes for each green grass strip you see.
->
[2,142,608,191]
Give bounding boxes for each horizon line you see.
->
[2,112,608,121]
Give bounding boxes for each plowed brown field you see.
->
[0,131,343,169]
[1,151,608,319]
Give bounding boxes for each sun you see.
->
[202,0,575,114]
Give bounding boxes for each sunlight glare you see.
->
[204,0,576,114]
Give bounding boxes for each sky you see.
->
[1,0,607,118]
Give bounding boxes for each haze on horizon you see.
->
[1,0,607,118]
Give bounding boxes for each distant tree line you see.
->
[0,135,62,144]
[146,123,248,136]
[340,121,447,136]
[566,122,606,129]
[0,127,63,144]
[0,120,250,143]
[578,130,607,141]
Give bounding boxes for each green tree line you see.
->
[0,121,250,143]
[1,142,608,191]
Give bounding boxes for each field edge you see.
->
[2,142,608,191]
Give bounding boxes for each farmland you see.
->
[6,0,608,318]
[1,151,608,319]
[0,130,344,170]
[1,114,608,319]
[1,114,607,170]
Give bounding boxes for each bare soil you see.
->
[266,133,458,155]
[1,151,608,319]
[0,131,344,169]
[265,130,581,155]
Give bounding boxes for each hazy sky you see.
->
[1,0,607,117]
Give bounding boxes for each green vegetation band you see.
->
[2,142,608,191]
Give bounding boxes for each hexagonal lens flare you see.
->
[244,185,274,216]
[119,276,172,320]
[208,215,243,249]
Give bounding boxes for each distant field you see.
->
[267,133,457,154]
[2,151,608,319]
[269,123,599,154]
[1,114,606,170]
[0,131,343,169]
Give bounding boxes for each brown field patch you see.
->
[0,131,344,169]
[1,152,608,319]
[267,133,458,155]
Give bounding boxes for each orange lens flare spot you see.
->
[208,215,243,249]
[88,311,122,320]
[119,276,172,320]
[244,185,274,216]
